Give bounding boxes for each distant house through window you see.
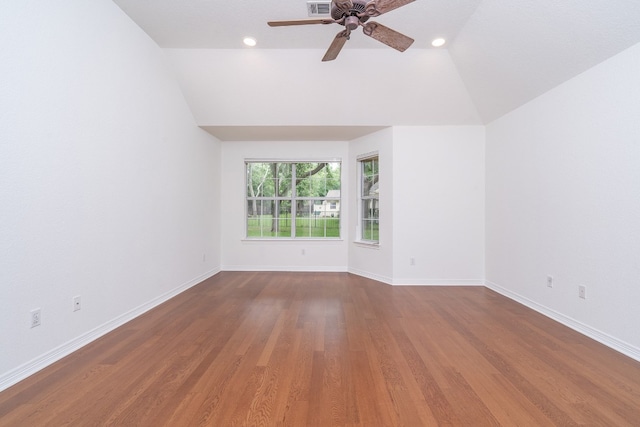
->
[314,190,340,218]
[246,161,341,239]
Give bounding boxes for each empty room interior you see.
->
[1,0,640,425]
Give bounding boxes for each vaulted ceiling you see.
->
[113,0,640,139]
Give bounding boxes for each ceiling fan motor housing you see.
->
[332,0,369,23]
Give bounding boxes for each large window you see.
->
[359,155,379,243]
[246,161,341,239]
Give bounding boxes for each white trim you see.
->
[356,150,379,161]
[353,241,380,249]
[392,278,484,286]
[222,265,348,272]
[485,280,640,363]
[4,271,637,391]
[357,155,380,244]
[0,268,221,393]
[241,238,344,242]
[347,267,393,285]
[244,157,342,163]
[245,160,343,239]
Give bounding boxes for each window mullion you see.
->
[246,160,340,239]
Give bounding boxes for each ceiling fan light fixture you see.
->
[243,37,257,47]
[431,38,446,47]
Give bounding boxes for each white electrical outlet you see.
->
[409,257,415,266]
[578,285,586,299]
[30,308,41,328]
[301,248,306,255]
[547,275,553,288]
[73,295,81,312]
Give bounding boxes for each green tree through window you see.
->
[246,161,341,238]
[360,156,379,243]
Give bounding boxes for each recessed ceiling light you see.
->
[243,37,257,47]
[431,38,446,47]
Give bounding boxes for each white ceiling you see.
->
[201,126,388,141]
[112,0,640,139]
[111,0,482,50]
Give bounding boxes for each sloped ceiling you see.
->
[113,0,640,139]
[163,48,482,131]
[451,0,640,121]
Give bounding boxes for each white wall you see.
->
[347,126,485,285]
[392,127,485,285]
[0,1,221,390]
[221,140,349,271]
[163,49,482,126]
[485,43,640,359]
[348,128,395,283]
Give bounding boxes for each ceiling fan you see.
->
[268,0,416,61]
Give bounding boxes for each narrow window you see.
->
[359,155,379,243]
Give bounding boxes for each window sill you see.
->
[353,241,380,249]
[242,238,344,242]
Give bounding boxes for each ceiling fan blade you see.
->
[364,0,415,17]
[322,30,349,62]
[268,18,335,27]
[362,21,414,52]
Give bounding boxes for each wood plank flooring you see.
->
[1,271,639,426]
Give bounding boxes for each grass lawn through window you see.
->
[247,215,340,238]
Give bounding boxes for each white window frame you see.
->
[245,159,342,240]
[357,153,379,244]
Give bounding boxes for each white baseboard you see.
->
[347,268,393,285]
[0,268,220,393]
[392,278,484,286]
[221,265,348,272]
[5,271,637,393]
[485,280,640,362]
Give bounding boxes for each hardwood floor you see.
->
[1,271,639,426]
